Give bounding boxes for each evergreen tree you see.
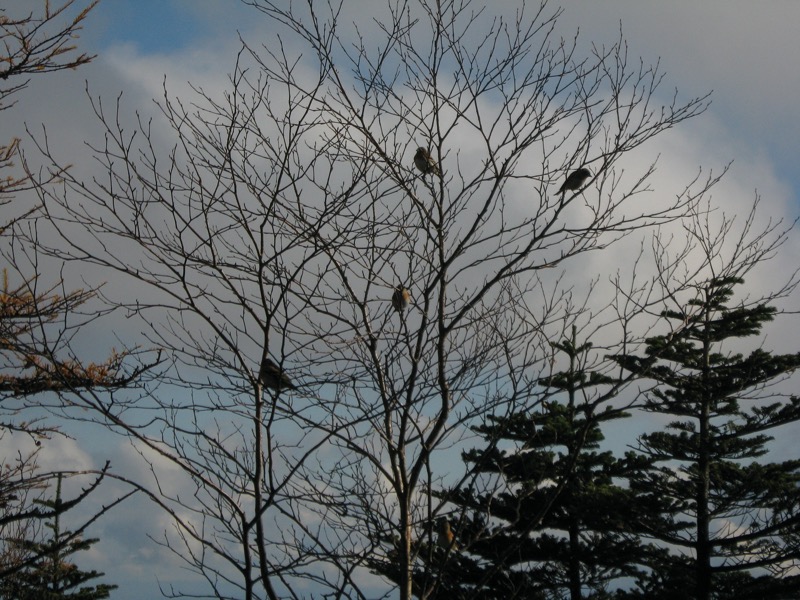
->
[612,276,800,600]
[396,328,660,599]
[0,474,116,600]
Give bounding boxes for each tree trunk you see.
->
[696,307,712,600]
[568,519,582,600]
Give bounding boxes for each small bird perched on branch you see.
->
[391,285,411,313]
[558,167,591,194]
[259,357,296,391]
[414,147,441,177]
[437,517,458,551]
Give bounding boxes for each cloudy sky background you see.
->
[3,1,800,598]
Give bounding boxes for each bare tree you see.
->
[18,0,723,598]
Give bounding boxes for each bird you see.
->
[437,517,458,551]
[391,285,411,313]
[259,357,296,391]
[414,147,441,177]
[558,167,591,194]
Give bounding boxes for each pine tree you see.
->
[409,328,660,599]
[612,276,800,599]
[0,474,117,599]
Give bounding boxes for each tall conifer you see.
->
[422,328,658,599]
[613,277,800,599]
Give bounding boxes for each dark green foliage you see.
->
[612,277,800,599]
[369,278,800,600]
[420,328,660,599]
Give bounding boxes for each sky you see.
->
[4,1,800,598]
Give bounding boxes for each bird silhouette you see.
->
[391,285,411,313]
[414,147,441,176]
[558,167,591,194]
[437,517,458,551]
[259,357,296,391]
